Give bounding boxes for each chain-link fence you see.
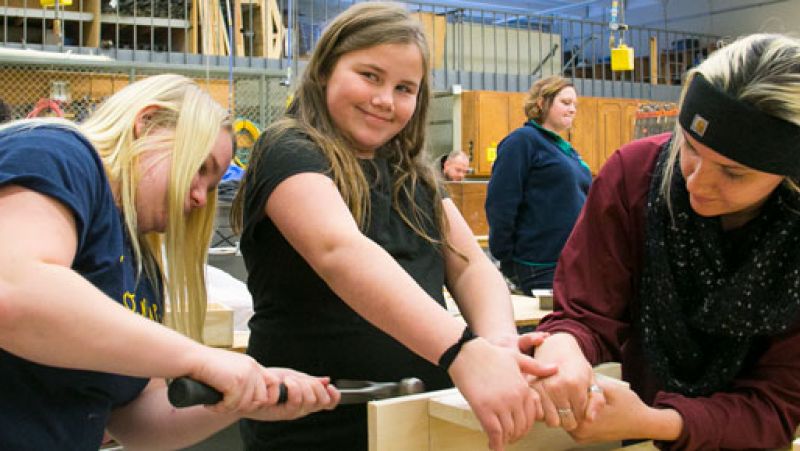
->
[0,60,290,163]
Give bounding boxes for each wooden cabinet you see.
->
[567,96,598,172]
[461,91,510,176]
[461,90,641,177]
[445,181,488,236]
[595,97,639,172]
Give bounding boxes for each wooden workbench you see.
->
[445,292,552,328]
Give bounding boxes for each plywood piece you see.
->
[444,291,549,328]
[428,374,627,451]
[233,0,244,56]
[86,0,101,48]
[203,301,234,347]
[368,366,628,451]
[265,0,284,59]
[165,301,233,347]
[368,388,454,451]
[410,12,446,70]
[190,0,199,54]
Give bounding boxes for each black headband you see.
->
[678,74,800,178]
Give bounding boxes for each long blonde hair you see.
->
[661,34,800,204]
[78,74,228,341]
[233,2,452,250]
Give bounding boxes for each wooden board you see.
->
[203,300,234,347]
[369,370,626,451]
[444,292,551,328]
[165,301,234,347]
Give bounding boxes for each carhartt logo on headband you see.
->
[690,114,709,137]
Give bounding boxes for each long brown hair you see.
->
[233,2,453,249]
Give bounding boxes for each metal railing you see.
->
[0,0,719,101]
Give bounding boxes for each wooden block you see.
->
[368,388,454,451]
[369,371,626,450]
[203,301,234,347]
[531,289,553,310]
[265,0,284,59]
[444,291,548,327]
[409,12,446,70]
[165,301,234,347]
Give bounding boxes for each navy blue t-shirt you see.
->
[0,125,163,450]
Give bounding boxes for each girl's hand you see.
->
[243,368,340,422]
[448,337,557,450]
[530,333,605,430]
[569,379,681,444]
[185,347,276,414]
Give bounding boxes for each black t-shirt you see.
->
[239,130,452,450]
[0,125,162,450]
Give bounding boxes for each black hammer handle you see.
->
[168,377,288,408]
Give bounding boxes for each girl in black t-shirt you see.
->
[234,3,555,450]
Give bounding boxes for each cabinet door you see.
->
[461,91,480,175]
[596,99,623,172]
[622,99,640,148]
[569,96,598,174]
[507,92,528,131]
[475,91,510,176]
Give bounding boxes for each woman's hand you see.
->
[185,347,278,414]
[528,333,605,430]
[569,379,682,444]
[242,368,340,422]
[448,337,557,450]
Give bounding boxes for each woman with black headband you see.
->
[525,33,800,449]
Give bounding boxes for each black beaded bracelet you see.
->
[438,326,478,371]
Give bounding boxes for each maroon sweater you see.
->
[537,133,800,450]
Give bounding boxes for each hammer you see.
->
[168,377,424,408]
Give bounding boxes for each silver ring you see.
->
[589,384,603,394]
[556,407,572,416]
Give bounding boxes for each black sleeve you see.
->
[243,131,332,232]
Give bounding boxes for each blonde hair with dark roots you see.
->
[661,34,800,207]
[233,2,455,252]
[523,75,574,123]
[81,74,230,341]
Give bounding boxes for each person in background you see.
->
[485,75,591,292]
[0,98,10,123]
[532,34,800,449]
[232,3,555,450]
[0,74,338,451]
[440,149,471,181]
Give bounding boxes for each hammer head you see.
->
[335,377,425,404]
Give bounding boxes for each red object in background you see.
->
[26,98,65,118]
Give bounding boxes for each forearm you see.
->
[448,258,517,342]
[642,407,682,441]
[313,236,464,364]
[108,380,238,451]
[0,261,203,378]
